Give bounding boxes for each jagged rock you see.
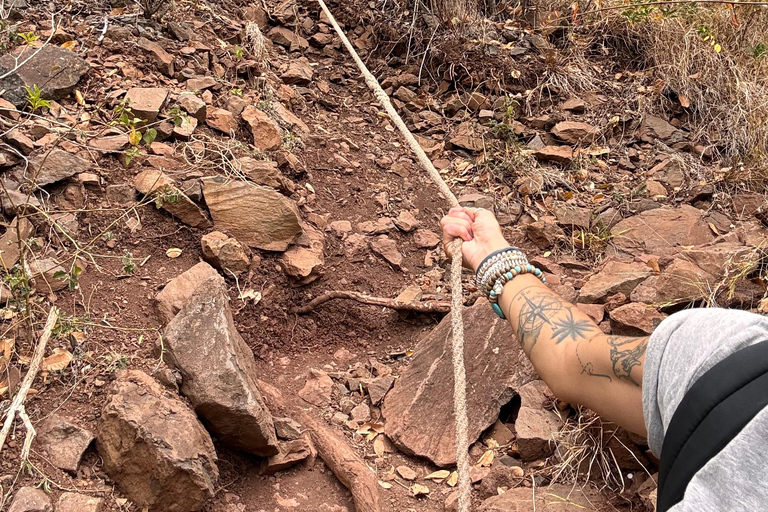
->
[5,129,34,154]
[97,370,218,512]
[280,224,324,285]
[639,115,678,142]
[649,159,685,189]
[238,157,285,190]
[515,407,560,462]
[679,242,753,278]
[0,188,39,216]
[201,231,250,274]
[0,217,34,269]
[578,261,651,303]
[89,134,130,153]
[106,184,136,205]
[329,220,353,237]
[186,76,217,91]
[178,92,207,121]
[273,103,309,134]
[515,174,544,195]
[344,233,368,261]
[163,277,279,456]
[393,211,419,232]
[155,261,221,324]
[732,193,766,219]
[383,299,536,467]
[367,375,395,405]
[370,235,403,268]
[241,106,283,152]
[202,177,302,251]
[263,439,312,475]
[299,369,334,406]
[630,258,715,305]
[134,169,211,228]
[644,179,667,197]
[576,303,605,322]
[551,121,599,144]
[27,148,94,187]
[274,417,303,439]
[350,402,371,423]
[0,46,89,105]
[479,484,605,511]
[35,415,94,475]
[7,487,52,512]
[532,145,574,164]
[551,203,590,230]
[610,205,714,256]
[526,219,564,249]
[449,122,484,151]
[413,228,440,248]
[476,465,523,500]
[269,26,309,51]
[562,97,585,113]
[29,258,68,292]
[124,88,169,123]
[414,134,444,158]
[56,493,103,512]
[137,37,175,75]
[206,107,238,134]
[358,217,396,235]
[282,58,314,85]
[172,116,197,140]
[609,303,667,334]
[396,465,417,481]
[0,64,29,108]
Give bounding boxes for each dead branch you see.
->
[0,307,59,456]
[289,290,451,315]
[258,379,381,512]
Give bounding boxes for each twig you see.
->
[289,290,451,314]
[97,14,109,44]
[0,307,59,456]
[18,406,35,461]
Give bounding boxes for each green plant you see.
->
[24,85,50,111]
[53,264,82,292]
[153,189,180,209]
[697,25,722,53]
[233,45,244,61]
[18,31,38,45]
[123,146,141,166]
[3,265,30,303]
[230,88,244,97]
[167,106,187,127]
[753,42,768,60]
[122,252,136,274]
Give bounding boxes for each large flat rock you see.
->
[202,177,303,251]
[27,148,94,187]
[610,205,714,256]
[163,276,279,456]
[383,299,537,467]
[97,370,218,512]
[478,484,606,511]
[0,46,89,106]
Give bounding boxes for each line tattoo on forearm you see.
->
[607,336,648,386]
[551,307,597,343]
[576,340,613,381]
[513,290,563,353]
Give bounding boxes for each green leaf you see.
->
[143,128,157,145]
[53,271,66,279]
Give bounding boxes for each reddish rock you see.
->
[649,159,685,189]
[644,179,668,197]
[201,231,250,274]
[124,87,168,123]
[279,225,324,285]
[532,145,574,164]
[514,174,544,195]
[0,46,89,105]
[479,484,606,511]
[630,258,715,305]
[367,375,395,405]
[358,217,396,235]
[562,97,585,113]
[551,121,599,144]
[97,371,218,512]
[263,439,312,475]
[238,157,286,191]
[186,76,217,91]
[206,107,238,134]
[639,115,678,142]
[328,220,353,236]
[269,26,309,51]
[413,228,441,249]
[449,122,484,151]
[610,205,714,256]
[56,493,103,512]
[370,235,403,268]
[515,407,562,462]
[242,106,282,152]
[732,193,766,219]
[134,169,210,228]
[551,203,590,230]
[28,148,94,187]
[609,302,667,334]
[526,219,564,249]
[29,257,68,292]
[344,233,368,262]
[8,487,52,512]
[178,92,207,121]
[576,303,605,322]
[578,261,651,303]
[5,128,35,154]
[89,134,130,153]
[383,299,536,467]
[680,242,753,278]
[0,217,34,269]
[155,261,221,324]
[35,415,94,475]
[172,116,197,141]
[137,37,175,75]
[281,57,314,85]
[299,369,334,406]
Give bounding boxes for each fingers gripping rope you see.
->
[314,1,473,510]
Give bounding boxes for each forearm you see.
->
[497,274,648,435]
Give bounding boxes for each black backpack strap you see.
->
[657,338,768,512]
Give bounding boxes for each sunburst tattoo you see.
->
[551,308,596,344]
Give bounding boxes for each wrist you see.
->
[470,237,511,272]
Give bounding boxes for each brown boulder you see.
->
[202,177,303,251]
[7,487,52,512]
[609,303,667,334]
[35,415,94,475]
[383,299,536,467]
[163,277,279,456]
[178,92,207,121]
[0,46,89,104]
[630,258,715,305]
[610,205,714,256]
[201,231,251,274]
[155,261,221,324]
[135,169,211,228]
[56,493,103,512]
[97,371,218,512]
[551,121,599,144]
[479,484,605,511]
[28,148,94,187]
[123,87,169,123]
[242,106,282,152]
[578,261,651,303]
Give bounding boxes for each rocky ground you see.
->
[0,0,766,511]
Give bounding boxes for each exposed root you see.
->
[289,290,451,314]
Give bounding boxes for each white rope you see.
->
[314,2,473,510]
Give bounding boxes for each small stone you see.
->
[413,229,440,249]
[201,231,250,274]
[329,220,353,237]
[526,219,564,249]
[331,412,349,425]
[609,303,666,334]
[89,134,129,153]
[333,347,355,362]
[370,235,403,268]
[35,415,94,475]
[241,106,282,152]
[279,225,324,285]
[485,420,514,446]
[186,76,217,91]
[0,46,89,106]
[457,193,494,210]
[274,417,303,440]
[4,129,34,154]
[8,487,52,512]
[178,92,207,121]
[29,258,68,292]
[282,57,314,85]
[269,26,309,51]
[123,87,168,123]
[344,233,368,262]
[515,407,562,462]
[299,369,334,406]
[350,402,371,423]
[263,439,312,475]
[137,37,175,75]
[206,107,238,134]
[394,211,419,232]
[367,375,395,406]
[471,466,491,484]
[106,184,136,205]
[358,217,396,235]
[532,145,574,164]
[155,261,221,324]
[645,180,667,197]
[172,116,198,140]
[56,493,103,512]
[396,465,417,481]
[514,174,544,196]
[579,261,651,303]
[28,148,94,187]
[551,203,590,230]
[562,97,585,113]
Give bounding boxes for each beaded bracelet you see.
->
[488,264,546,318]
[475,247,546,319]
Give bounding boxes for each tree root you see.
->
[258,379,381,512]
[289,290,451,315]
[0,307,59,458]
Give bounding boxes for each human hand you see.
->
[440,207,509,272]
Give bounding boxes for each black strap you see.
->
[657,339,768,512]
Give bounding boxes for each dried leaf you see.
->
[1,338,13,360]
[477,449,494,467]
[128,129,142,146]
[61,40,77,50]
[679,94,690,108]
[425,470,451,480]
[510,465,525,478]
[42,348,73,371]
[166,248,182,259]
[74,89,85,106]
[410,483,430,496]
[708,222,720,236]
[447,471,458,487]
[646,258,661,275]
[378,480,392,489]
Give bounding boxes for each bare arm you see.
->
[441,207,648,435]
